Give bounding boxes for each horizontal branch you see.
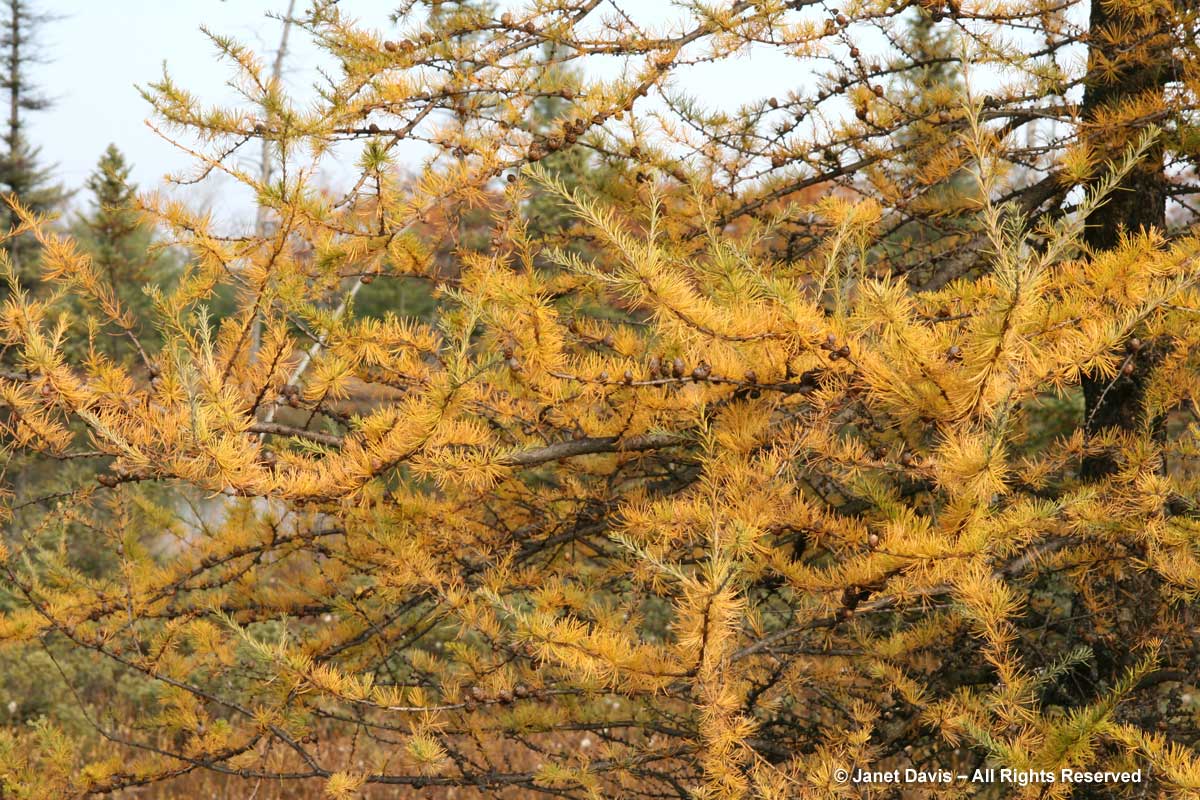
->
[498,433,686,467]
[248,422,686,467]
[248,421,343,447]
[732,537,1072,662]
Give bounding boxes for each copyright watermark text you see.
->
[833,767,1142,786]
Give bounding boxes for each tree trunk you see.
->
[1075,12,1173,798]
[7,0,20,272]
[1079,0,1168,480]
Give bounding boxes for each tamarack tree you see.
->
[2,0,1200,797]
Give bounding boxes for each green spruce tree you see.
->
[81,146,140,275]
[70,144,176,360]
[0,0,63,274]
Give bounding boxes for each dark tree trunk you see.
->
[6,0,20,272]
[1073,12,1176,799]
[1079,0,1169,480]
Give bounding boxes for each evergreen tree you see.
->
[0,0,62,273]
[69,144,175,360]
[79,146,142,286]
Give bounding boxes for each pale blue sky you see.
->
[32,1,376,218]
[27,1,810,223]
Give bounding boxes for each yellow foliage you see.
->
[0,1,1199,798]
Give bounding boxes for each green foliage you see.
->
[68,144,181,360]
[0,0,65,274]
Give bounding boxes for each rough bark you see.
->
[1079,0,1169,480]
